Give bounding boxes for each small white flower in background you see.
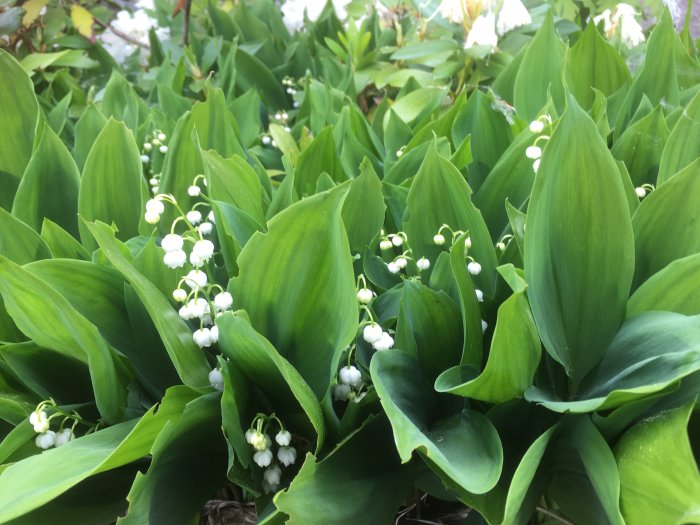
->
[187,298,210,319]
[214,292,233,311]
[391,235,404,247]
[395,256,408,269]
[249,431,269,451]
[189,239,215,267]
[356,288,374,304]
[98,5,169,65]
[262,135,272,145]
[263,463,282,487]
[278,446,297,467]
[468,261,482,275]
[593,4,645,47]
[209,326,219,343]
[464,237,472,250]
[433,233,446,246]
[173,288,187,302]
[187,185,201,197]
[198,222,213,236]
[193,328,212,348]
[529,120,545,134]
[481,319,488,333]
[387,261,400,274]
[475,289,484,302]
[465,12,498,50]
[373,331,394,351]
[144,199,164,224]
[438,0,468,24]
[35,430,57,449]
[151,186,159,194]
[333,383,351,401]
[208,368,224,391]
[379,239,393,251]
[149,177,158,186]
[533,159,541,173]
[186,210,203,225]
[275,430,292,447]
[179,305,192,320]
[635,187,646,198]
[416,257,430,271]
[54,428,74,447]
[496,241,506,251]
[144,143,153,152]
[184,270,208,289]
[254,449,274,467]
[140,155,150,164]
[207,210,216,224]
[496,0,531,35]
[339,365,362,387]
[363,323,383,344]
[161,233,183,252]
[157,132,166,141]
[29,410,50,434]
[525,146,542,160]
[245,429,257,445]
[163,249,186,269]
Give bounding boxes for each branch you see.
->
[92,15,150,50]
[183,0,193,46]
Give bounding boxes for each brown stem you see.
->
[183,0,193,46]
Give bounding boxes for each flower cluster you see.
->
[593,3,645,47]
[140,130,169,195]
[28,400,97,450]
[527,115,552,173]
[245,414,297,493]
[379,231,430,275]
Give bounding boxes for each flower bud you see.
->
[173,288,187,302]
[416,257,430,271]
[529,120,545,133]
[140,155,150,164]
[467,261,482,275]
[157,132,166,141]
[144,142,153,152]
[208,368,224,391]
[187,185,201,197]
[356,288,373,304]
[433,233,445,246]
[635,187,646,198]
[525,146,542,160]
[159,145,168,154]
[362,323,383,344]
[533,159,541,173]
[464,237,472,249]
[481,319,488,333]
[475,289,484,302]
[379,239,393,251]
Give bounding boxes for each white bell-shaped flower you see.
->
[433,233,445,246]
[373,332,394,351]
[339,365,362,387]
[159,145,168,154]
[387,261,400,274]
[198,222,213,236]
[465,12,498,50]
[54,428,74,447]
[525,146,542,160]
[467,261,482,275]
[29,410,50,434]
[208,368,224,390]
[253,449,274,467]
[209,325,219,343]
[391,235,404,247]
[161,233,183,252]
[214,292,233,311]
[333,383,351,401]
[193,328,212,348]
[475,289,484,302]
[533,159,541,173]
[187,185,201,197]
[275,430,292,447]
[416,257,430,271]
[529,120,545,134]
[35,430,57,449]
[146,199,165,215]
[163,249,186,269]
[635,187,646,198]
[496,0,531,35]
[379,239,393,251]
[277,446,297,467]
[263,463,282,488]
[362,323,383,344]
[356,288,374,304]
[186,210,202,225]
[173,288,187,302]
[481,319,488,333]
[144,211,160,224]
[184,270,208,289]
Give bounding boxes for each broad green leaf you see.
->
[229,89,262,148]
[74,105,107,171]
[0,207,52,264]
[86,221,210,388]
[0,257,127,424]
[0,386,197,523]
[78,119,147,252]
[159,88,244,224]
[201,151,265,224]
[101,71,142,132]
[402,142,498,297]
[435,291,540,403]
[524,97,634,388]
[568,23,630,109]
[294,127,346,197]
[234,47,288,110]
[371,351,503,494]
[274,416,413,525]
[610,105,669,186]
[627,253,700,316]
[632,158,700,286]
[118,393,227,525]
[210,199,265,277]
[46,92,71,136]
[382,87,447,129]
[12,124,80,237]
[526,311,700,413]
[657,90,700,184]
[40,219,89,260]
[341,158,386,255]
[217,313,325,453]
[513,12,566,121]
[615,403,700,525]
[231,186,358,399]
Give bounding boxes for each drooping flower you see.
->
[467,261,482,275]
[356,288,374,304]
[465,12,498,50]
[214,292,233,311]
[275,430,292,447]
[54,428,74,447]
[339,365,362,387]
[277,446,297,467]
[208,368,224,391]
[362,323,383,344]
[184,270,208,289]
[416,257,430,271]
[35,430,57,449]
[163,249,187,269]
[373,331,394,351]
[161,233,184,252]
[253,449,274,467]
[29,410,50,434]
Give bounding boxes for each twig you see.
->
[535,506,575,525]
[183,0,193,46]
[92,15,150,50]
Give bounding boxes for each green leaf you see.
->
[0,386,197,523]
[382,87,447,129]
[371,351,503,495]
[526,312,700,413]
[435,291,540,403]
[615,403,700,525]
[524,97,634,387]
[217,313,325,453]
[341,158,386,255]
[78,119,147,252]
[101,71,142,132]
[294,127,346,197]
[513,12,566,121]
[274,416,413,524]
[74,105,107,171]
[610,105,669,186]
[628,253,700,316]
[632,158,700,287]
[657,90,700,184]
[0,207,52,264]
[0,256,128,423]
[85,220,210,388]
[40,219,89,260]
[118,393,227,525]
[231,186,358,398]
[402,142,498,297]
[0,50,38,188]
[12,124,80,237]
[568,24,630,109]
